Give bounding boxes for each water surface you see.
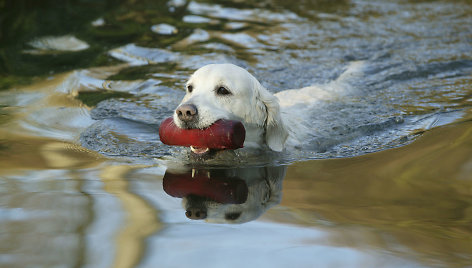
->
[1,0,471,267]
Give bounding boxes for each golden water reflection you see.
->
[100,165,161,268]
[279,117,472,266]
[0,135,104,172]
[0,133,161,267]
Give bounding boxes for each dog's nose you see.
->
[185,208,207,220]
[176,104,198,122]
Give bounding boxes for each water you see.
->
[1,0,471,267]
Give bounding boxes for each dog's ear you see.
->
[257,86,288,152]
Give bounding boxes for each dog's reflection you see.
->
[163,166,286,224]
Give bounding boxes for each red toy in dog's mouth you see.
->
[158,117,246,155]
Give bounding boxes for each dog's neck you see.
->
[242,123,266,150]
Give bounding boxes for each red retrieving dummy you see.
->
[158,117,246,150]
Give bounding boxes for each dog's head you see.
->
[174,63,288,154]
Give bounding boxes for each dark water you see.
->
[1,0,472,267]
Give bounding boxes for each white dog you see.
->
[173,64,303,154]
[173,63,362,156]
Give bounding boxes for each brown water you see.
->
[1,0,472,267]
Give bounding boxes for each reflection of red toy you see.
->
[158,117,245,150]
[163,170,248,204]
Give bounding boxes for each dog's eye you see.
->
[216,86,231,96]
[187,85,193,93]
